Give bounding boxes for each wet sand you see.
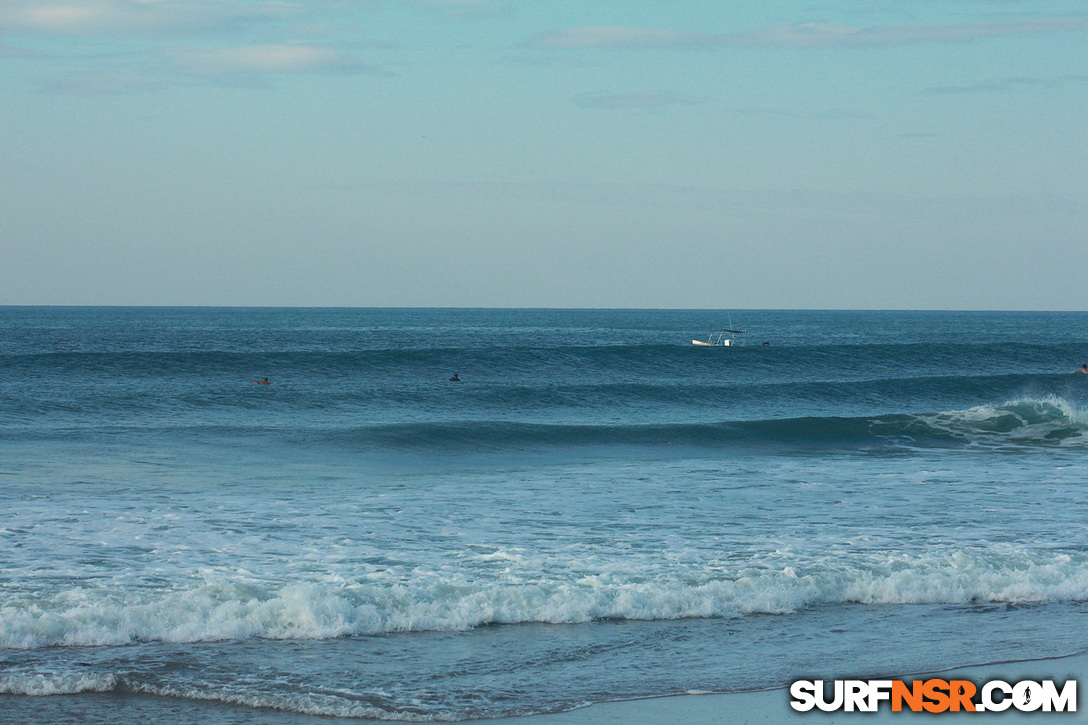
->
[463,652,1088,725]
[3,652,1085,724]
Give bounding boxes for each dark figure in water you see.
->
[254,377,270,384]
[449,374,460,382]
[1073,364,1088,374]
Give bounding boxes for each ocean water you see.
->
[1,307,1087,723]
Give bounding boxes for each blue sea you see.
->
[2,307,1087,723]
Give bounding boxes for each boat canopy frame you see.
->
[693,327,746,347]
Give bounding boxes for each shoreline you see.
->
[461,651,1088,724]
[3,651,1085,724]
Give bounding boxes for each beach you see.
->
[468,653,1087,724]
[6,652,1084,724]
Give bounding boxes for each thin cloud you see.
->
[34,44,389,94]
[308,181,1086,218]
[775,18,1088,47]
[1,2,392,94]
[0,0,296,37]
[500,53,596,68]
[816,109,876,120]
[572,91,701,110]
[527,17,1088,50]
[925,74,1088,94]
[42,70,168,95]
[528,26,716,50]
[0,43,38,58]
[411,0,512,19]
[168,44,385,78]
[721,106,796,118]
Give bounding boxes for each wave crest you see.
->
[328,397,1088,453]
[887,396,1086,447]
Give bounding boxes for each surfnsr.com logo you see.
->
[790,679,1077,713]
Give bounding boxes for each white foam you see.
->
[4,546,1088,650]
[0,672,117,696]
[915,396,1088,446]
[127,681,440,721]
[0,671,442,720]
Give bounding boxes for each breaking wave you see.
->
[325,397,1088,453]
[4,545,1088,651]
[0,672,434,720]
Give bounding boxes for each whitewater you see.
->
[1,307,1087,722]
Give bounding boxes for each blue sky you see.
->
[2,1,1086,309]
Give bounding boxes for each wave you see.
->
[0,672,119,697]
[3,544,1088,652]
[321,397,1087,453]
[0,371,1059,417]
[875,397,1088,448]
[3,396,1081,453]
[0,672,430,720]
[0,674,429,721]
[0,340,1074,381]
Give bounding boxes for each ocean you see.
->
[1,307,1087,723]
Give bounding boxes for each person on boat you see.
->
[254,377,270,384]
[449,373,460,382]
[1073,365,1088,374]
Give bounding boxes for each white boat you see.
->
[692,327,746,346]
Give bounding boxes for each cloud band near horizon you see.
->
[526,17,1088,50]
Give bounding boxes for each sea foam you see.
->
[4,546,1088,650]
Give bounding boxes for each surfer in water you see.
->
[449,374,460,382]
[1073,365,1088,374]
[254,377,270,384]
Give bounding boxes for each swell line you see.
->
[316,397,1086,452]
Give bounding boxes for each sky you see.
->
[1,0,1086,309]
